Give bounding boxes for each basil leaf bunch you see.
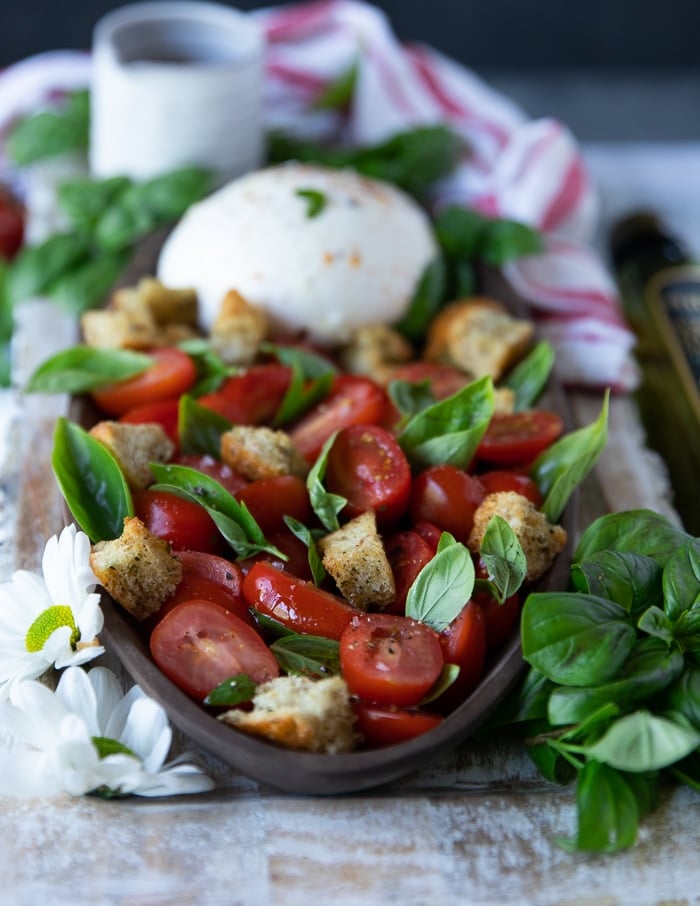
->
[502,509,699,852]
[6,90,90,165]
[204,674,257,708]
[24,346,153,394]
[283,515,327,587]
[405,532,475,632]
[306,433,347,532]
[270,634,341,678]
[177,394,232,458]
[176,337,237,396]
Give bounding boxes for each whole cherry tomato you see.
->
[353,702,443,748]
[92,347,196,416]
[390,361,470,400]
[477,469,543,506]
[384,530,435,614]
[410,464,486,545]
[477,410,563,466]
[174,454,248,497]
[198,364,291,425]
[235,474,312,535]
[437,600,487,711]
[133,488,222,555]
[120,397,180,446]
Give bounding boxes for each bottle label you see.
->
[646,266,700,421]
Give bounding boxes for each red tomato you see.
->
[151,550,249,626]
[174,453,248,497]
[289,374,388,462]
[235,474,312,535]
[120,397,180,446]
[150,599,278,700]
[354,702,443,748]
[477,411,564,466]
[238,529,313,581]
[437,601,487,711]
[339,613,444,707]
[242,562,358,640]
[475,589,522,650]
[477,470,543,506]
[133,488,222,555]
[410,464,486,545]
[0,185,25,260]
[412,521,443,553]
[384,530,435,614]
[198,364,291,425]
[325,424,411,526]
[92,347,197,416]
[390,361,470,400]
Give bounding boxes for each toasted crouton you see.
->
[493,386,516,414]
[424,298,534,381]
[468,491,567,582]
[210,290,269,365]
[220,425,308,481]
[340,323,413,384]
[318,510,395,610]
[219,675,357,754]
[90,517,182,621]
[113,277,198,327]
[80,307,160,349]
[89,421,174,489]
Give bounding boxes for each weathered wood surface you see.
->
[1,301,698,906]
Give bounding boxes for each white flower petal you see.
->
[43,625,75,668]
[134,760,215,797]
[120,697,171,768]
[8,679,68,748]
[55,667,101,736]
[88,667,125,733]
[58,644,105,669]
[76,593,104,642]
[0,751,65,797]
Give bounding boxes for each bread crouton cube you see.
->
[318,510,395,610]
[468,491,567,582]
[220,425,308,481]
[340,323,413,384]
[89,421,174,489]
[114,277,198,327]
[424,297,534,381]
[219,675,357,754]
[210,290,268,366]
[90,517,182,621]
[493,386,516,414]
[80,308,159,349]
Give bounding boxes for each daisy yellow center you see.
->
[25,605,79,653]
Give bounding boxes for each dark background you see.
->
[2,0,700,139]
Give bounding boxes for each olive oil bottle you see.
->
[610,212,700,534]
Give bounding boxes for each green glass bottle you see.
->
[610,212,700,535]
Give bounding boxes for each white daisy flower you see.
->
[0,524,105,697]
[0,666,214,798]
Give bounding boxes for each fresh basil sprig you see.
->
[25,346,153,394]
[397,375,494,471]
[476,515,527,603]
[204,674,257,707]
[504,340,555,410]
[295,188,327,219]
[273,361,334,427]
[405,532,475,632]
[283,515,327,587]
[176,338,236,396]
[52,417,133,542]
[149,462,285,561]
[6,90,90,165]
[178,394,231,458]
[306,433,347,532]
[270,634,341,678]
[395,257,447,344]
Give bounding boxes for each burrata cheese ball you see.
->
[157,163,438,344]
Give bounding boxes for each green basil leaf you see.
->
[261,342,338,379]
[397,375,494,470]
[478,515,527,603]
[306,432,347,532]
[272,363,333,427]
[270,635,340,678]
[251,609,296,639]
[387,378,436,421]
[5,90,89,165]
[149,462,284,560]
[52,417,133,542]
[480,218,544,265]
[671,750,700,792]
[433,206,488,260]
[574,509,692,568]
[636,606,675,644]
[47,249,132,314]
[204,674,257,707]
[312,62,357,110]
[560,761,640,853]
[177,337,234,396]
[92,736,138,760]
[581,711,700,772]
[421,663,460,705]
[571,551,663,620]
[662,669,700,730]
[533,389,609,523]
[7,232,91,304]
[94,200,157,252]
[405,534,475,632]
[136,167,212,221]
[521,592,636,686]
[25,346,152,394]
[295,188,327,219]
[526,733,577,785]
[452,260,477,298]
[547,639,684,726]
[178,394,231,457]
[663,538,700,621]
[57,176,131,234]
[394,256,446,343]
[487,667,555,728]
[503,340,555,410]
[283,516,326,587]
[673,609,700,652]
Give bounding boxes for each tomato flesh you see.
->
[339,613,444,707]
[133,488,222,555]
[437,601,487,711]
[242,562,358,640]
[410,464,486,545]
[353,702,443,748]
[157,550,248,621]
[235,474,312,535]
[477,410,564,466]
[199,364,292,426]
[92,347,197,416]
[174,454,248,497]
[385,530,435,615]
[390,362,470,400]
[325,424,411,527]
[150,599,278,700]
[477,469,543,506]
[120,397,181,446]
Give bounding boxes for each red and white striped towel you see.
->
[0,0,638,390]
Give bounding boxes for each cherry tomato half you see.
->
[150,599,278,700]
[238,529,313,581]
[353,702,443,748]
[390,362,470,400]
[339,613,444,707]
[410,464,486,545]
[437,601,486,711]
[325,424,411,527]
[198,364,292,426]
[92,347,197,416]
[0,185,25,260]
[155,550,249,623]
[235,474,312,535]
[242,562,358,640]
[477,410,564,466]
[289,374,388,462]
[120,397,181,446]
[477,469,543,506]
[174,453,248,497]
[133,488,222,555]
[385,530,435,615]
